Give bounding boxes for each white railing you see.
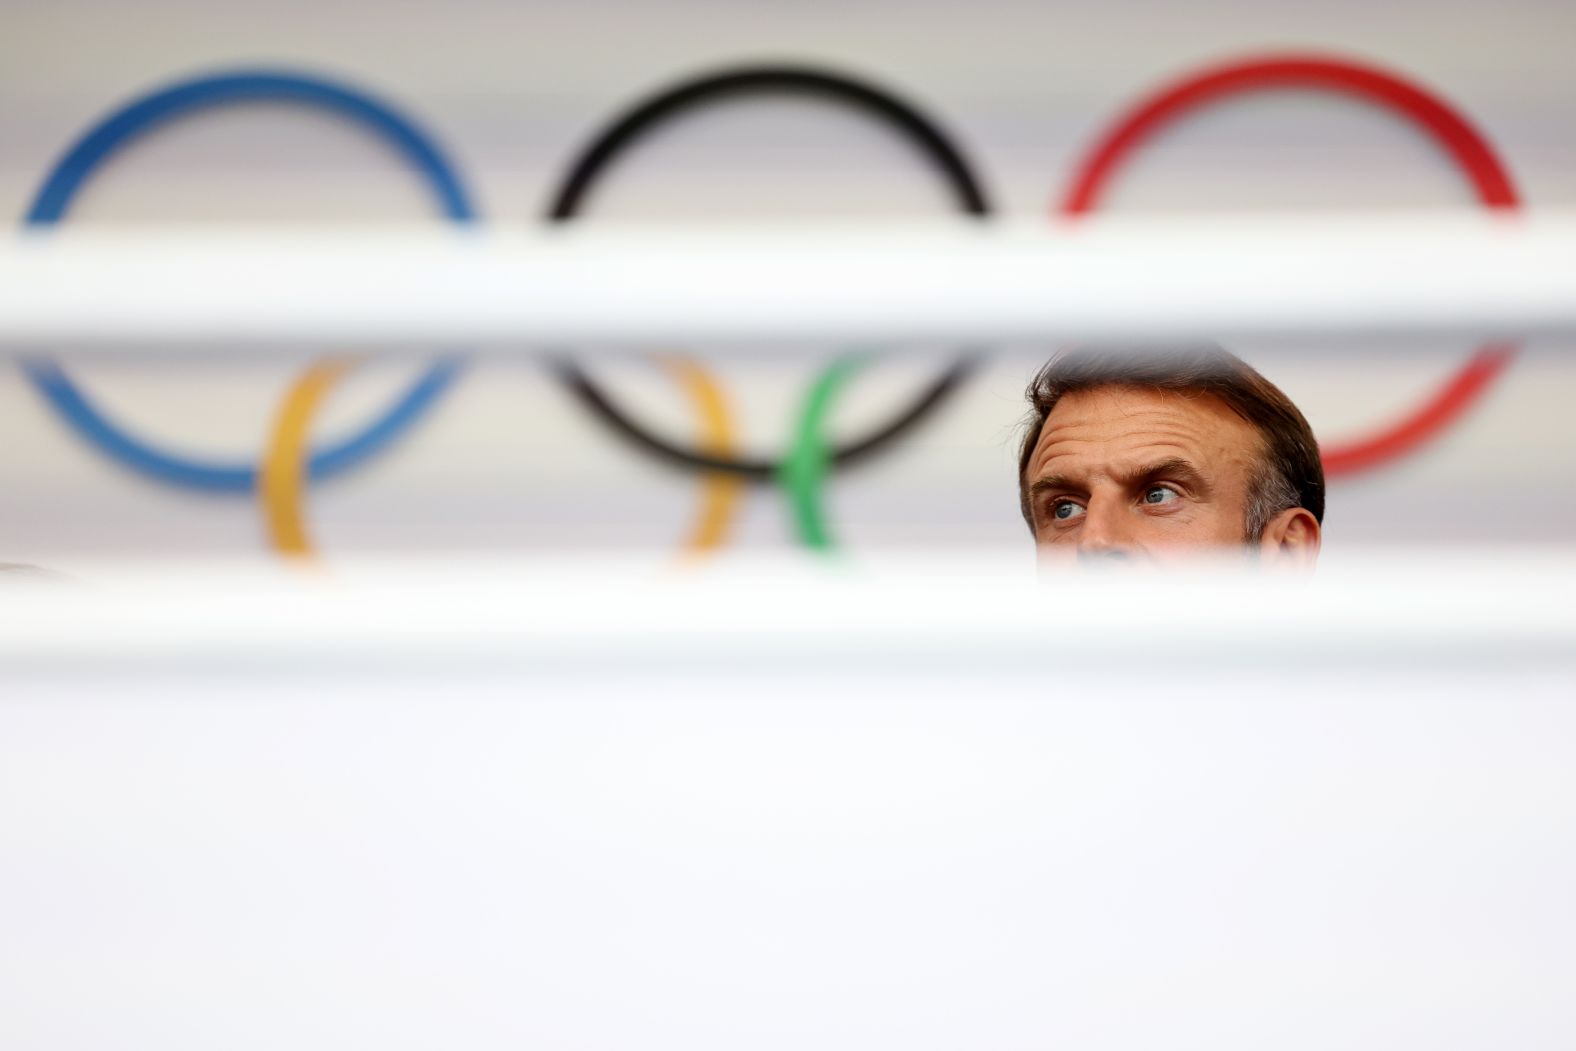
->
[0,210,1570,352]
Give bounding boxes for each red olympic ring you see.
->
[1057,53,1520,476]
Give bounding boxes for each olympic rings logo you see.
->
[18,52,1520,557]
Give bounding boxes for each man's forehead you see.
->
[1028,386,1257,480]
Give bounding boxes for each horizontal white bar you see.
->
[0,211,1571,352]
[2,550,1572,668]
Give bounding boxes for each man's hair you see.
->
[1017,346,1324,540]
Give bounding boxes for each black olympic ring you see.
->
[544,64,992,480]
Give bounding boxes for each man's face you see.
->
[1023,385,1267,565]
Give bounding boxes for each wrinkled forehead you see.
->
[1027,385,1262,483]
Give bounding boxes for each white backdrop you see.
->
[1,0,1574,564]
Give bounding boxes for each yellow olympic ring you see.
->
[258,360,745,559]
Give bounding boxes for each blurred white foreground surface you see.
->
[1,552,1573,1050]
[4,213,1576,348]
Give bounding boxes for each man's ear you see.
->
[1258,507,1321,567]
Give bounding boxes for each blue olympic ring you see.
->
[22,69,476,493]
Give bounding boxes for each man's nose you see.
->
[1077,496,1137,558]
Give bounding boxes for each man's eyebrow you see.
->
[1121,457,1212,495]
[1027,475,1080,501]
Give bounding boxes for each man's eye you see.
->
[1051,500,1086,521]
[1143,485,1180,506]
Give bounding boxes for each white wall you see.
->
[1,0,1573,563]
